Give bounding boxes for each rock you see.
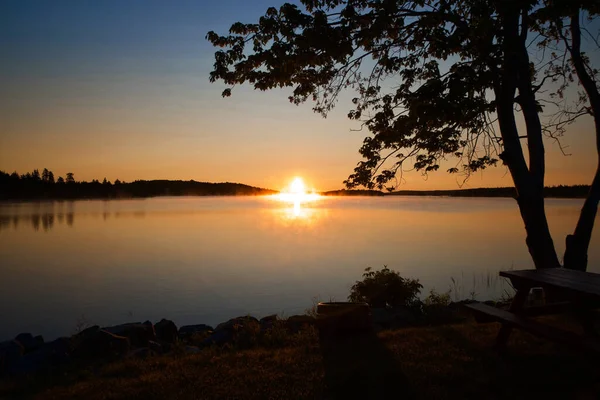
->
[259,315,278,330]
[215,316,259,333]
[14,333,44,353]
[103,323,156,347]
[73,329,130,359]
[200,330,232,347]
[178,324,213,337]
[0,340,23,375]
[40,337,73,365]
[126,347,155,359]
[184,346,200,354]
[286,315,316,332]
[77,325,100,339]
[155,319,178,343]
[8,349,51,375]
[147,341,163,354]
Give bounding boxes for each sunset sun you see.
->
[276,177,320,206]
[290,177,306,195]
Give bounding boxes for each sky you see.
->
[1,0,599,191]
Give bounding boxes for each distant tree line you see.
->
[322,186,591,198]
[390,186,591,199]
[0,169,277,200]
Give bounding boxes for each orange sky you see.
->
[1,1,598,192]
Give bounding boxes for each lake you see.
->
[1,195,598,340]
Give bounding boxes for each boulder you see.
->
[103,323,155,347]
[286,315,316,332]
[126,347,155,359]
[0,340,23,375]
[147,341,163,354]
[77,325,100,339]
[40,337,73,365]
[215,316,259,333]
[200,330,232,347]
[155,319,178,343]
[178,324,213,337]
[184,345,201,354]
[14,333,44,353]
[259,315,278,330]
[73,329,130,359]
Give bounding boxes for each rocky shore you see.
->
[0,314,318,378]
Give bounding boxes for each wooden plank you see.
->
[500,269,600,299]
[464,303,600,353]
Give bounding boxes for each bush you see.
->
[349,266,423,308]
[424,289,451,308]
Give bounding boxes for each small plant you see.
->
[349,266,422,308]
[424,289,452,308]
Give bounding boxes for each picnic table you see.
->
[466,268,600,353]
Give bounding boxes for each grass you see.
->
[2,318,600,400]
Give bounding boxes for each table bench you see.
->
[465,268,600,353]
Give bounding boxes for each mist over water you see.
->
[0,196,597,339]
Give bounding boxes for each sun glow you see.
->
[274,177,320,217]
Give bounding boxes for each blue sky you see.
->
[0,0,597,190]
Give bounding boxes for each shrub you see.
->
[424,289,452,308]
[349,266,423,308]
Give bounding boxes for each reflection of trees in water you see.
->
[0,202,75,232]
[0,204,148,232]
[3,212,70,232]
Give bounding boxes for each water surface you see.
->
[0,196,597,339]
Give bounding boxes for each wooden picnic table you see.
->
[466,268,600,353]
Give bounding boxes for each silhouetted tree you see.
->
[66,172,75,184]
[208,0,599,270]
[48,171,55,184]
[56,176,65,184]
[32,169,41,181]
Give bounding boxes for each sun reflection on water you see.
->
[272,177,321,220]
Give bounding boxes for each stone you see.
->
[126,347,155,359]
[40,337,73,365]
[0,340,23,375]
[103,323,156,347]
[155,319,178,343]
[73,329,130,359]
[184,345,200,354]
[147,341,163,354]
[215,316,259,333]
[178,324,214,337]
[286,315,316,332]
[200,330,232,347]
[14,333,43,353]
[259,315,278,330]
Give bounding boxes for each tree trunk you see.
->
[495,2,561,270]
[562,11,600,271]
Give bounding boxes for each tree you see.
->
[32,169,41,181]
[42,168,55,183]
[535,1,600,271]
[66,172,75,184]
[208,0,599,270]
[57,176,65,184]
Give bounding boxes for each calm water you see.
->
[1,196,598,339]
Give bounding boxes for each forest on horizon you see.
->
[0,169,592,200]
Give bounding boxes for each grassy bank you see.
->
[3,319,599,400]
